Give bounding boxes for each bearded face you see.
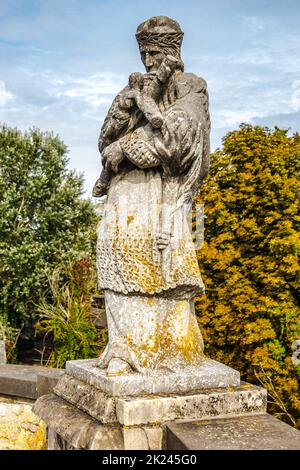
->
[140,49,165,73]
[136,17,184,73]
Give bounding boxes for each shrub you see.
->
[0,124,97,329]
[35,258,107,368]
[196,124,300,428]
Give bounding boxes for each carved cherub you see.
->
[92,55,178,197]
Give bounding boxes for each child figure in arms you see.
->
[92,55,178,197]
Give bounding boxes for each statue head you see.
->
[136,16,184,73]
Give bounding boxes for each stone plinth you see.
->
[66,358,240,397]
[33,365,268,450]
[115,384,266,426]
[34,384,268,450]
[54,374,266,426]
[33,359,300,450]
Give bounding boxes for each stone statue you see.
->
[93,16,210,378]
[34,16,280,451]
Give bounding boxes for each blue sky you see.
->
[1,0,300,195]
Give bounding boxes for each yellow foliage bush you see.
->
[196,124,300,428]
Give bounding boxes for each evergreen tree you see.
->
[0,124,96,328]
[196,124,300,428]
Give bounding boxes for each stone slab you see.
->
[0,365,64,400]
[36,369,65,398]
[54,374,117,424]
[0,364,47,399]
[33,394,162,450]
[166,414,300,450]
[66,358,240,397]
[116,383,267,426]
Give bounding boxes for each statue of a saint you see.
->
[93,16,210,377]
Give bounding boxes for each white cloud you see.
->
[239,15,270,34]
[213,109,257,128]
[210,79,289,129]
[1,0,300,197]
[50,72,125,109]
[0,68,126,196]
[290,80,300,112]
[0,80,13,105]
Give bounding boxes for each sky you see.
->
[1,0,300,196]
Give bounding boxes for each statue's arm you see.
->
[118,125,160,169]
[103,74,210,178]
[98,86,132,153]
[153,73,210,177]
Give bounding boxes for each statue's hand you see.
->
[121,89,141,107]
[118,93,135,110]
[92,176,107,198]
[156,231,171,251]
[102,141,124,174]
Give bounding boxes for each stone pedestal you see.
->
[33,358,269,450]
[66,358,240,396]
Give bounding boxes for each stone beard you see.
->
[93,16,211,378]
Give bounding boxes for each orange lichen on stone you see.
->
[125,300,204,370]
[127,215,135,225]
[97,213,204,296]
[0,402,47,450]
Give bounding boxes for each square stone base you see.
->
[54,374,266,426]
[34,376,267,450]
[32,359,274,450]
[66,358,240,397]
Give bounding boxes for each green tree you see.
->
[0,124,97,329]
[196,124,300,428]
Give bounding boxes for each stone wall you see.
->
[0,395,46,450]
[0,365,63,450]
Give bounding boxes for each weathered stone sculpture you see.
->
[93,16,211,378]
[34,16,288,450]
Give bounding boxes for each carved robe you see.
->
[96,70,210,373]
